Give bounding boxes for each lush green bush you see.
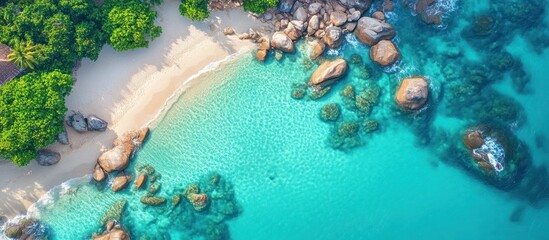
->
[179,0,209,21]
[0,0,106,72]
[0,71,72,166]
[103,0,162,52]
[242,0,279,14]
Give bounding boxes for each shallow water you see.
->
[3,0,549,239]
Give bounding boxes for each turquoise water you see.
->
[3,0,549,239]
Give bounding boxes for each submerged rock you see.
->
[310,40,326,60]
[415,0,442,25]
[309,58,348,90]
[111,173,132,192]
[187,193,210,211]
[320,103,341,122]
[98,143,134,173]
[87,115,108,131]
[172,194,181,207]
[66,111,88,133]
[369,40,400,66]
[395,77,429,110]
[36,149,61,166]
[99,200,127,226]
[135,172,147,190]
[140,196,167,206]
[354,17,396,46]
[309,86,332,100]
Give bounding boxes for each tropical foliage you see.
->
[103,0,163,51]
[0,71,72,166]
[179,0,209,21]
[242,0,280,14]
[7,39,45,70]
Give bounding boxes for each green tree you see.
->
[0,71,72,166]
[179,0,209,21]
[103,0,162,52]
[242,0,279,14]
[7,39,45,70]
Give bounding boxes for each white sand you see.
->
[0,0,265,217]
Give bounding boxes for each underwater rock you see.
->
[3,217,47,239]
[510,62,531,94]
[291,89,306,99]
[93,163,107,182]
[172,194,181,207]
[489,51,514,71]
[148,182,161,194]
[350,54,363,65]
[99,200,127,226]
[111,173,132,192]
[362,119,379,134]
[271,32,295,53]
[140,196,167,206]
[66,111,88,133]
[354,17,396,46]
[415,0,442,25]
[355,86,380,114]
[471,15,495,36]
[98,143,134,173]
[36,149,61,166]
[369,40,400,66]
[323,26,343,48]
[256,49,268,62]
[309,86,332,100]
[460,125,530,189]
[188,193,210,211]
[310,40,326,60]
[87,115,108,131]
[320,103,341,122]
[309,58,348,90]
[395,77,429,110]
[93,224,130,240]
[135,172,147,190]
[338,122,359,137]
[340,85,356,99]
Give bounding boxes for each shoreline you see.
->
[0,1,263,218]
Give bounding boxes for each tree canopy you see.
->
[0,71,72,166]
[103,0,162,52]
[242,0,279,14]
[179,0,209,21]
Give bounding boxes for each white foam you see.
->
[473,137,506,172]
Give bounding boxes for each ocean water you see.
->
[3,0,549,239]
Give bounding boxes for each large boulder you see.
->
[98,143,134,173]
[338,0,372,11]
[36,149,61,166]
[308,3,322,14]
[309,58,348,90]
[307,15,320,35]
[323,26,343,48]
[278,0,296,13]
[369,40,400,66]
[284,23,302,41]
[330,11,348,26]
[135,172,147,190]
[271,32,295,53]
[293,6,307,22]
[310,40,326,60]
[87,115,108,131]
[66,111,87,133]
[415,0,442,25]
[93,163,107,182]
[111,173,132,192]
[354,17,396,46]
[113,128,149,147]
[395,77,429,110]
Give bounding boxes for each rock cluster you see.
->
[92,128,149,193]
[93,221,130,240]
[183,183,210,211]
[3,217,48,239]
[66,111,108,133]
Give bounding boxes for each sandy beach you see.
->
[0,0,264,218]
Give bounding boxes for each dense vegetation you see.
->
[0,0,162,166]
[242,0,279,14]
[0,71,72,166]
[179,0,209,21]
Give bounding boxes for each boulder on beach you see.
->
[223,27,235,35]
[395,77,429,110]
[98,142,134,173]
[369,40,400,66]
[111,172,132,192]
[323,26,343,48]
[66,111,87,133]
[57,126,69,145]
[36,149,61,166]
[113,127,150,147]
[271,32,295,53]
[87,115,108,131]
[309,58,348,90]
[93,163,107,182]
[354,17,396,46]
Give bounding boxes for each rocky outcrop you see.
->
[369,40,400,66]
[323,26,343,49]
[271,32,295,53]
[310,40,326,59]
[98,143,134,173]
[36,149,61,166]
[87,115,108,131]
[395,77,429,110]
[354,17,396,46]
[113,127,149,147]
[66,111,88,133]
[135,172,147,189]
[111,173,132,192]
[93,163,107,182]
[3,218,47,239]
[309,58,348,90]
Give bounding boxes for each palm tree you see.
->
[7,39,44,70]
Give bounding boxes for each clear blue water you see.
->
[3,0,549,239]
